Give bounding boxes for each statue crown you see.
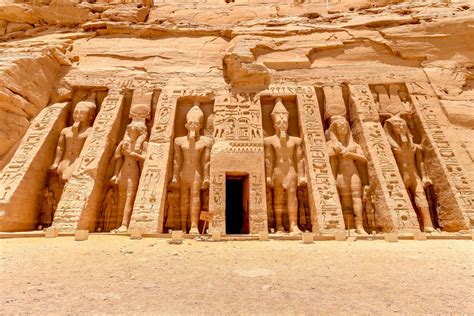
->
[186,103,204,124]
[271,98,289,116]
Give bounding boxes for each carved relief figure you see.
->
[49,94,97,181]
[384,116,435,232]
[110,120,148,233]
[100,186,117,232]
[37,187,56,230]
[326,116,368,235]
[264,98,306,235]
[170,102,212,234]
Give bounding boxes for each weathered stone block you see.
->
[74,230,89,241]
[212,231,222,242]
[259,231,269,241]
[45,227,58,238]
[335,231,347,241]
[130,227,143,240]
[302,232,314,244]
[169,230,183,244]
[384,233,398,243]
[414,232,427,241]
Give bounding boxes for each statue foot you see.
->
[189,227,200,235]
[424,226,435,233]
[115,225,128,233]
[274,230,286,236]
[289,225,303,236]
[355,227,369,236]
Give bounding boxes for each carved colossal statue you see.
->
[384,116,435,232]
[50,95,97,181]
[326,116,368,235]
[38,187,56,230]
[111,120,148,233]
[170,102,212,234]
[264,97,306,235]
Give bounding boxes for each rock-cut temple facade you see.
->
[0,0,473,237]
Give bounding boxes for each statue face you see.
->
[391,120,408,135]
[273,113,289,134]
[185,119,202,141]
[335,121,348,138]
[73,102,94,123]
[127,123,145,140]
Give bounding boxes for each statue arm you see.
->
[111,141,123,180]
[415,143,430,185]
[347,145,368,163]
[51,132,65,168]
[202,141,211,186]
[329,155,338,180]
[172,140,182,183]
[264,140,274,187]
[296,140,306,186]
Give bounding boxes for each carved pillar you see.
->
[0,103,70,231]
[53,90,126,231]
[208,92,267,234]
[406,82,473,230]
[296,90,345,234]
[348,83,419,232]
[129,88,209,233]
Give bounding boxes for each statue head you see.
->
[126,120,148,141]
[73,94,97,125]
[185,102,204,141]
[327,115,352,145]
[384,116,412,147]
[271,98,289,138]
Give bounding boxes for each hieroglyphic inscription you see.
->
[349,84,418,232]
[68,74,166,91]
[53,91,125,231]
[296,89,344,233]
[208,92,267,234]
[406,82,473,230]
[0,103,70,231]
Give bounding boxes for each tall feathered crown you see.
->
[186,102,204,125]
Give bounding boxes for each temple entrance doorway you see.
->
[225,174,249,234]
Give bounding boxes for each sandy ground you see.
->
[1,236,473,315]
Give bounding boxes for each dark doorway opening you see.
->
[225,174,249,234]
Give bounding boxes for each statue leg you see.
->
[189,181,201,234]
[413,180,434,233]
[114,181,127,232]
[351,174,367,235]
[180,185,190,233]
[273,185,285,233]
[287,184,302,235]
[117,178,138,232]
[337,175,353,230]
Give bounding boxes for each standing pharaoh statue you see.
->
[264,98,306,235]
[326,116,368,235]
[384,116,435,232]
[50,94,97,181]
[110,120,148,233]
[170,102,212,234]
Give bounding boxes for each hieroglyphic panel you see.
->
[208,92,267,234]
[406,82,472,230]
[129,88,211,233]
[53,91,126,231]
[348,83,418,232]
[296,89,345,234]
[0,103,70,231]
